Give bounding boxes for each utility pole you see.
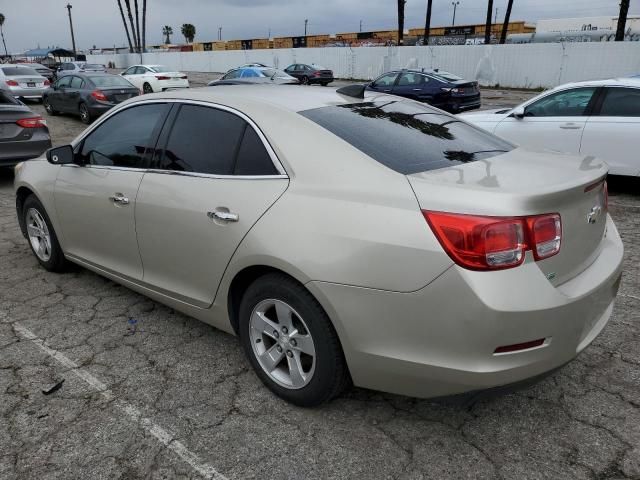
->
[304,19,308,36]
[494,7,498,24]
[423,0,433,46]
[66,3,77,57]
[451,1,460,27]
[360,19,363,32]
[484,0,493,45]
[615,0,630,41]
[218,27,222,40]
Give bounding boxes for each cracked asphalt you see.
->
[0,87,638,480]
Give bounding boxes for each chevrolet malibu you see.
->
[14,85,623,406]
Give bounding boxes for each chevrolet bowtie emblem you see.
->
[587,205,602,224]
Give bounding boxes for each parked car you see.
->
[209,67,298,85]
[121,65,189,93]
[460,78,640,176]
[0,89,50,167]
[30,63,55,81]
[0,64,50,100]
[367,69,481,112]
[15,86,622,406]
[43,73,139,124]
[284,64,334,85]
[56,61,86,77]
[236,63,270,69]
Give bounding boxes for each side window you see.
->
[372,73,399,88]
[56,76,72,88]
[234,127,278,175]
[599,88,640,117]
[158,105,245,175]
[79,103,167,168]
[525,88,597,117]
[69,76,84,89]
[397,72,423,87]
[224,69,240,79]
[123,67,135,75]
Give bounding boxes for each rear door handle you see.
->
[208,210,239,222]
[560,123,582,129]
[109,194,129,205]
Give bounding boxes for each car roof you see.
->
[127,84,390,114]
[549,77,640,90]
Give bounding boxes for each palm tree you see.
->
[134,0,142,52]
[484,0,493,44]
[116,0,134,53]
[499,0,514,44]
[162,25,173,44]
[615,0,630,41]
[142,0,147,52]
[423,0,433,45]
[397,0,406,45]
[181,24,196,43]
[0,13,7,57]
[124,0,139,51]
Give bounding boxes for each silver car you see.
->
[14,85,623,406]
[0,64,50,99]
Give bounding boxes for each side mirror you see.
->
[46,145,76,165]
[511,106,525,119]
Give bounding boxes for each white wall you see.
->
[87,42,640,89]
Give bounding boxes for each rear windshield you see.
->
[299,100,514,174]
[84,64,104,69]
[149,65,170,73]
[89,75,134,87]
[2,67,39,76]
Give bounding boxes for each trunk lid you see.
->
[100,87,139,104]
[7,75,47,88]
[408,148,609,285]
[451,80,479,95]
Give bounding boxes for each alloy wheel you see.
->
[44,99,52,113]
[301,76,309,85]
[249,299,316,389]
[79,104,89,123]
[26,208,52,262]
[143,83,153,94]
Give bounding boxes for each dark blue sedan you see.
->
[367,69,481,113]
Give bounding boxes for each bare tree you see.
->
[142,0,147,52]
[484,0,494,45]
[397,0,406,45]
[615,0,630,41]
[116,0,134,53]
[423,0,433,45]
[499,0,513,44]
[124,0,139,52]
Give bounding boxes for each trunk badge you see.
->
[587,205,602,224]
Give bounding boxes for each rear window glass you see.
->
[431,71,463,82]
[84,64,104,69]
[0,91,20,105]
[149,65,170,73]
[299,100,513,174]
[2,67,39,76]
[90,75,134,87]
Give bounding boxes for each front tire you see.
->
[22,195,68,272]
[239,273,350,407]
[143,82,153,94]
[43,97,58,115]
[300,76,310,85]
[79,102,91,124]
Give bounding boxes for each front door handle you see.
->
[208,210,239,222]
[560,123,581,129]
[109,194,129,205]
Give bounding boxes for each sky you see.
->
[1,0,639,53]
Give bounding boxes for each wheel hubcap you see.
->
[249,299,316,390]
[80,106,88,120]
[26,208,52,262]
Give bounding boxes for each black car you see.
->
[43,73,139,124]
[367,69,481,112]
[284,64,334,86]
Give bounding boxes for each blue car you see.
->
[211,67,298,85]
[367,69,481,113]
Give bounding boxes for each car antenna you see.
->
[336,84,366,99]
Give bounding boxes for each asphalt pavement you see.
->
[0,85,638,480]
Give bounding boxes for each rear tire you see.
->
[43,97,58,115]
[79,102,91,124]
[22,195,68,272]
[301,76,310,85]
[143,82,153,94]
[239,273,350,407]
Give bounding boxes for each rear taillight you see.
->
[422,211,562,271]
[313,71,321,76]
[91,90,108,101]
[16,116,46,128]
[156,75,170,80]
[6,80,18,86]
[180,75,188,79]
[44,79,51,86]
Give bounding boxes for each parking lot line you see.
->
[13,322,228,480]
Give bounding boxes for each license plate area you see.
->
[27,82,36,87]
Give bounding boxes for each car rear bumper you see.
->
[8,86,49,98]
[159,80,189,91]
[309,77,334,84]
[308,214,623,399]
[0,134,51,167]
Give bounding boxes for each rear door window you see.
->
[56,76,72,88]
[69,76,84,89]
[372,73,398,88]
[234,127,279,175]
[598,87,640,116]
[396,72,423,87]
[300,100,514,174]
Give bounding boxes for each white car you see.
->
[120,64,189,94]
[460,78,640,176]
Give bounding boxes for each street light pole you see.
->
[451,1,460,27]
[360,19,363,32]
[66,3,77,58]
[304,19,308,36]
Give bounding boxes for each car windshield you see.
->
[149,65,171,73]
[84,64,104,69]
[89,75,134,87]
[300,100,514,174]
[2,67,39,76]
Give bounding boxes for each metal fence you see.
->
[87,42,640,89]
